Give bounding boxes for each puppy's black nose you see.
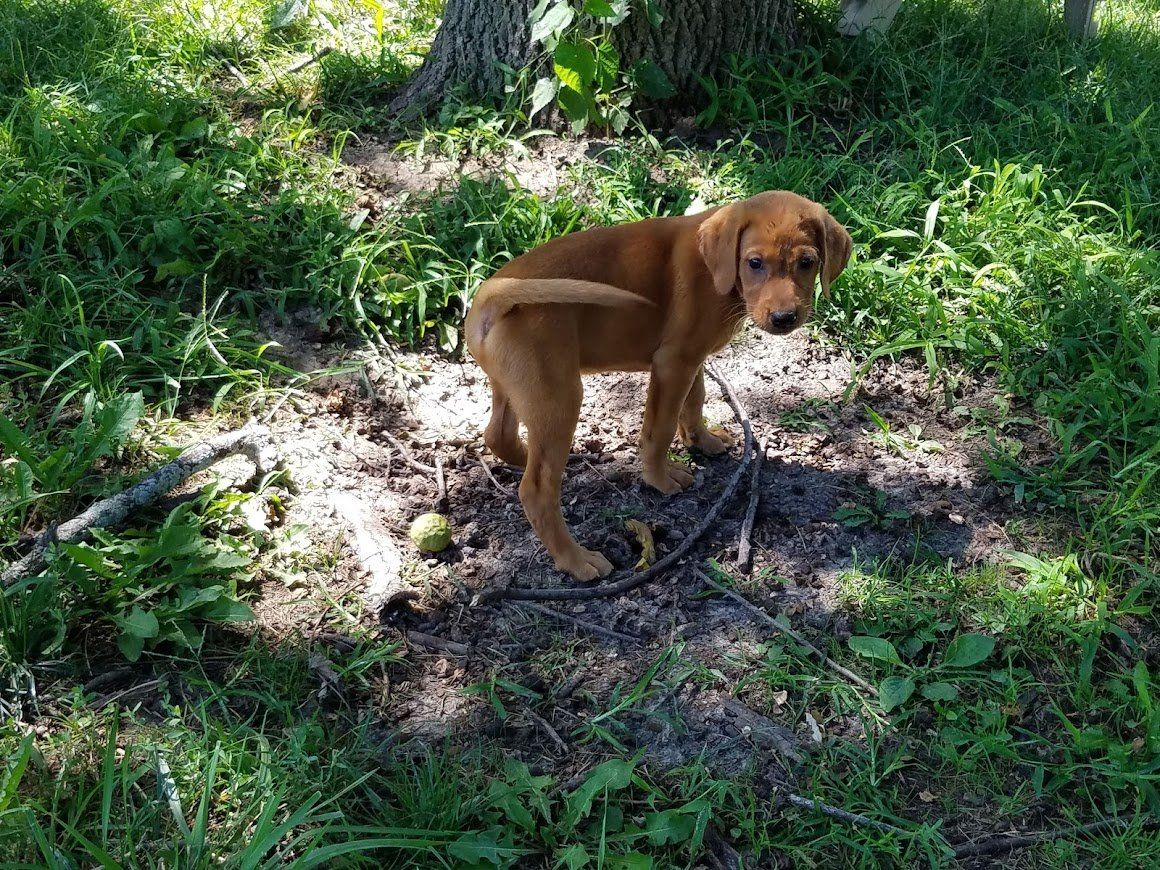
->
[769,309,797,329]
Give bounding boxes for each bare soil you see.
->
[237,300,1049,845]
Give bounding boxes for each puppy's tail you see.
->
[467,277,650,348]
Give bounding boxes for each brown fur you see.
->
[465,190,852,581]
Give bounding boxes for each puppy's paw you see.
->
[642,460,695,495]
[555,547,614,582]
[680,425,732,456]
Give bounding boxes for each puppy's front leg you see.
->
[677,365,731,456]
[640,350,698,495]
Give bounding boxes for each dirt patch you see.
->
[242,313,1032,773]
[342,135,603,208]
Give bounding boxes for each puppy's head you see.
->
[697,191,851,335]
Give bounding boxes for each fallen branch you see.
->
[477,457,512,496]
[2,422,280,587]
[284,46,333,76]
[381,430,437,474]
[693,568,877,696]
[736,436,766,573]
[951,815,1159,860]
[518,601,641,645]
[434,454,448,512]
[327,491,410,613]
[222,59,250,88]
[478,364,753,603]
[406,630,469,656]
[781,791,909,837]
[526,708,569,754]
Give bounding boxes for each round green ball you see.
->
[409,512,452,553]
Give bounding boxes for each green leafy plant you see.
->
[777,398,836,434]
[462,673,544,720]
[833,489,911,529]
[527,0,671,132]
[863,406,944,456]
[54,501,256,661]
[848,631,997,712]
[0,391,143,504]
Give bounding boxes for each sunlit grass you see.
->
[2,0,1159,864]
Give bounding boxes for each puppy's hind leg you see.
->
[483,380,527,467]
[519,380,612,582]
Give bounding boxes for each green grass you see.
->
[2,0,1160,865]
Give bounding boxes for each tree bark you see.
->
[391,0,799,116]
[610,0,799,99]
[391,0,537,115]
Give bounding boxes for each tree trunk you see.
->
[391,0,799,116]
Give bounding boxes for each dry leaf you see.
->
[919,789,937,803]
[782,599,807,616]
[624,519,656,570]
[770,689,789,708]
[706,425,734,446]
[805,710,823,744]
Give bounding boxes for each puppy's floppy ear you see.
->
[816,206,852,298]
[698,203,745,295]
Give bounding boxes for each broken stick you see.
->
[736,436,766,573]
[2,421,281,587]
[380,430,437,474]
[478,364,754,603]
[693,568,877,696]
[434,454,448,512]
[406,631,469,657]
[477,456,512,496]
[781,791,909,837]
[283,46,333,76]
[518,601,641,645]
[951,815,1159,860]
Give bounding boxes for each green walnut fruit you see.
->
[409,512,452,553]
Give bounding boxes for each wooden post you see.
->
[1064,0,1098,39]
[837,0,904,37]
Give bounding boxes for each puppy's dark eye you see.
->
[747,257,763,271]
[798,256,817,270]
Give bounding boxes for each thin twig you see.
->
[284,46,333,75]
[478,365,753,603]
[406,631,469,656]
[92,680,163,711]
[951,815,1159,860]
[518,601,641,644]
[434,454,448,511]
[83,668,134,697]
[736,436,766,573]
[222,59,250,88]
[781,791,909,837]
[2,422,280,587]
[526,709,569,754]
[693,568,877,696]
[477,456,512,496]
[381,430,437,474]
[554,673,585,700]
